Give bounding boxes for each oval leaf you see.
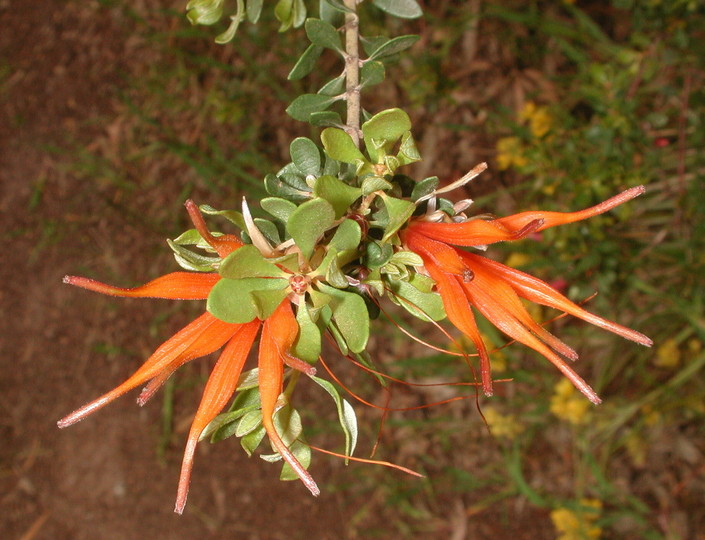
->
[371,0,422,19]
[368,34,420,60]
[321,128,366,164]
[207,277,287,323]
[290,137,321,176]
[313,175,362,218]
[305,17,343,52]
[286,94,340,123]
[287,198,335,260]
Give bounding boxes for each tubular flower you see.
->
[403,186,652,403]
[58,202,319,514]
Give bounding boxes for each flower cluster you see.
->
[59,108,651,511]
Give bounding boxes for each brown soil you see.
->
[5,1,695,539]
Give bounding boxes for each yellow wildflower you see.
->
[654,338,680,368]
[551,499,603,540]
[550,378,591,425]
[687,338,702,354]
[519,101,553,138]
[496,136,528,170]
[504,252,532,269]
[483,407,523,439]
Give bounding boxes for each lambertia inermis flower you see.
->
[59,201,321,514]
[59,107,651,513]
[402,185,652,403]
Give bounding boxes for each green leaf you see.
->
[387,278,446,322]
[219,245,285,279]
[207,277,288,323]
[396,131,421,165]
[361,175,392,195]
[287,198,335,260]
[310,375,358,460]
[254,217,281,245]
[261,197,298,224]
[236,368,261,390]
[411,176,439,201]
[321,0,352,13]
[326,255,349,289]
[288,43,324,80]
[313,175,362,218]
[368,34,420,60]
[378,193,416,242]
[362,108,412,161]
[186,0,225,26]
[273,404,303,446]
[305,18,343,52]
[264,173,311,202]
[290,137,321,177]
[390,250,423,267]
[310,110,343,127]
[365,241,393,268]
[317,74,346,96]
[286,94,340,122]
[250,288,290,320]
[371,0,422,19]
[247,0,263,22]
[280,440,311,480]
[321,128,366,164]
[203,386,261,442]
[361,36,390,57]
[275,0,306,31]
[329,219,362,252]
[319,0,344,25]
[292,302,321,363]
[360,61,386,89]
[241,425,266,456]
[316,283,369,353]
[199,205,246,230]
[236,410,263,437]
[215,1,246,44]
[167,239,219,272]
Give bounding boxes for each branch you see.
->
[344,0,361,146]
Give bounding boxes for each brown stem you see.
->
[344,0,361,146]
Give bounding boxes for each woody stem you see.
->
[343,0,361,146]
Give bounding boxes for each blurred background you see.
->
[2,0,704,538]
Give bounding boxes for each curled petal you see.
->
[461,257,579,361]
[185,199,243,258]
[464,253,652,346]
[258,301,320,496]
[64,272,220,300]
[408,217,544,247]
[462,273,601,404]
[175,320,261,514]
[58,313,239,428]
[495,186,645,233]
[405,229,494,394]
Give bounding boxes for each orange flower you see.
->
[58,201,318,514]
[403,186,652,403]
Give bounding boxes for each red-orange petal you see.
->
[174,320,260,514]
[63,272,220,300]
[407,217,544,247]
[58,313,239,428]
[464,253,653,346]
[460,255,579,361]
[185,199,244,258]
[136,315,243,406]
[495,186,645,233]
[461,273,601,404]
[404,230,494,394]
[258,301,320,496]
